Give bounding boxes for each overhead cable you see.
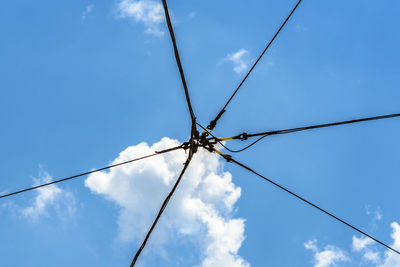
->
[0,144,185,200]
[215,113,400,152]
[218,153,400,256]
[130,2,199,265]
[205,0,303,132]
[130,148,194,266]
[162,0,196,123]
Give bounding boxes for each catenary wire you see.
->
[205,0,303,132]
[162,0,196,123]
[0,144,185,200]
[220,154,400,256]
[130,148,194,266]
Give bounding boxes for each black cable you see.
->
[220,113,400,152]
[246,113,400,138]
[0,144,185,200]
[162,0,196,123]
[196,122,268,153]
[130,148,194,266]
[205,0,303,132]
[202,113,400,153]
[130,3,199,261]
[224,135,268,153]
[224,155,400,256]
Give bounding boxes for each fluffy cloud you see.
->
[85,137,248,266]
[220,49,251,74]
[22,171,76,222]
[116,0,165,36]
[304,239,349,267]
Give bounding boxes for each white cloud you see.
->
[352,236,374,252]
[364,250,380,264]
[116,0,165,36]
[352,235,380,264]
[85,137,248,266]
[82,4,94,20]
[307,220,400,267]
[379,222,400,267]
[304,239,349,267]
[22,171,76,222]
[220,49,251,74]
[366,205,383,223]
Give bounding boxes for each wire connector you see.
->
[222,154,232,162]
[238,132,248,141]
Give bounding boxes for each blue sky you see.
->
[1,0,400,266]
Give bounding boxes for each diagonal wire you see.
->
[205,0,303,132]
[220,154,400,255]
[130,148,194,266]
[215,113,400,152]
[0,144,185,200]
[162,0,196,123]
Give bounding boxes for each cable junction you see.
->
[203,113,400,153]
[4,0,400,265]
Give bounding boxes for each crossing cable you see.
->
[204,0,303,133]
[214,113,400,152]
[0,144,186,200]
[214,151,400,256]
[162,0,196,123]
[130,2,200,265]
[130,145,195,266]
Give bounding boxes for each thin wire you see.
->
[246,113,400,138]
[205,0,303,132]
[225,135,268,153]
[225,155,400,256]
[130,148,194,266]
[162,0,196,123]
[214,113,400,153]
[0,144,184,200]
[196,122,267,153]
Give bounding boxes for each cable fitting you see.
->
[207,120,216,131]
[206,137,219,145]
[238,132,248,141]
[223,154,232,162]
[182,142,190,150]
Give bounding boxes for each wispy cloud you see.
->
[295,25,308,32]
[116,0,165,36]
[82,4,94,21]
[304,239,349,267]
[188,11,196,19]
[306,219,400,266]
[85,138,249,266]
[219,49,251,74]
[21,170,76,222]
